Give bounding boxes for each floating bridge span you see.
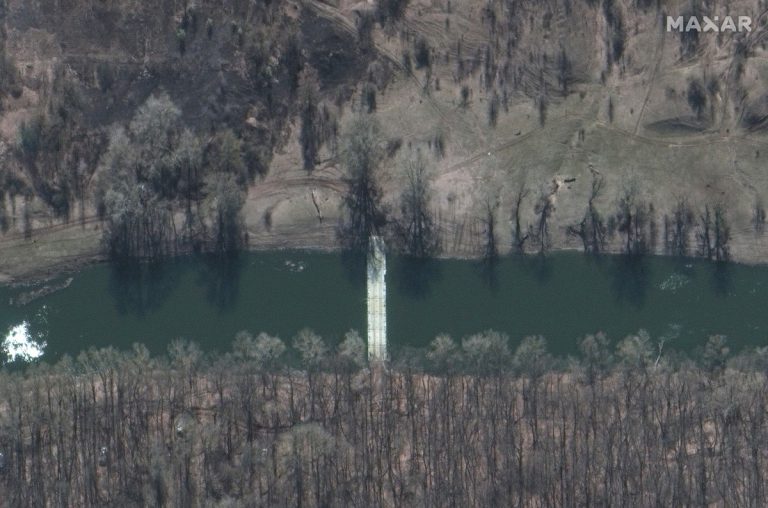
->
[367,236,387,361]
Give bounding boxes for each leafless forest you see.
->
[1,330,768,507]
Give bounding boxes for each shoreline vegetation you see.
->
[0,94,750,285]
[0,79,757,288]
[2,330,768,506]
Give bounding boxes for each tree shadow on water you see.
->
[476,257,501,292]
[340,249,367,287]
[196,253,243,311]
[527,254,554,284]
[108,259,183,316]
[393,257,443,299]
[609,255,651,307]
[710,262,733,297]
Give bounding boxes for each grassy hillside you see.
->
[2,0,768,278]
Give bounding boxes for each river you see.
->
[1,251,766,364]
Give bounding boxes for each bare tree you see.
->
[479,183,501,261]
[175,129,204,209]
[511,183,530,253]
[578,332,612,385]
[665,196,694,256]
[687,78,707,120]
[300,85,320,172]
[616,329,654,372]
[375,0,409,25]
[487,91,500,127]
[615,178,654,256]
[21,195,32,239]
[568,173,606,254]
[713,203,730,261]
[697,204,713,259]
[698,203,730,261]
[204,172,246,254]
[130,93,182,196]
[395,150,440,258]
[534,182,555,255]
[0,192,8,234]
[557,47,573,95]
[427,334,461,373]
[338,113,387,252]
[463,330,511,375]
[753,198,766,234]
[209,130,248,184]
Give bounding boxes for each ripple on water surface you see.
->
[658,272,691,292]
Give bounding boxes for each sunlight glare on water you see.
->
[2,321,46,363]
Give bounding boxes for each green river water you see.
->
[1,250,767,363]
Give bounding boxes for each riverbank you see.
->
[0,219,104,286]
[1,207,768,289]
[7,103,768,290]
[2,143,768,287]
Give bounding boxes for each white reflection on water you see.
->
[3,321,46,363]
[659,273,690,292]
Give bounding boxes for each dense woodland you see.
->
[1,330,768,506]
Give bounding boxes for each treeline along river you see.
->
[2,250,768,363]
